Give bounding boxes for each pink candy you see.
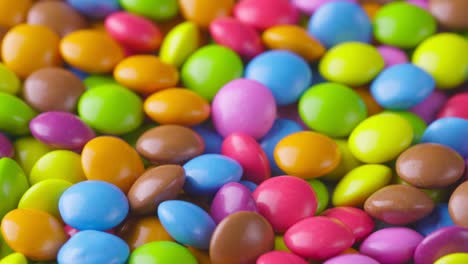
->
[257,251,308,264]
[377,45,409,68]
[234,0,300,30]
[210,182,257,224]
[291,0,357,15]
[322,207,375,241]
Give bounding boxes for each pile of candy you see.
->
[0,0,467,263]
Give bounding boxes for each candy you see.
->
[389,111,427,144]
[0,134,13,159]
[0,64,20,95]
[438,93,468,119]
[0,93,36,136]
[120,0,178,21]
[324,254,379,264]
[0,0,32,28]
[257,251,308,264]
[322,207,374,241]
[0,158,29,220]
[411,90,448,124]
[435,253,468,264]
[414,204,454,236]
[0,253,27,264]
[159,21,199,67]
[29,150,85,185]
[448,181,468,228]
[353,88,383,116]
[414,227,468,264]
[128,241,197,264]
[429,0,468,30]
[210,182,257,224]
[13,137,51,175]
[116,216,173,251]
[307,179,329,214]
[322,139,361,182]
[291,0,357,15]
[209,212,274,264]
[192,126,223,154]
[377,46,409,68]
[66,0,120,19]
[421,117,468,158]
[179,0,233,28]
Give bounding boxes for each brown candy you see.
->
[449,181,468,228]
[364,184,435,225]
[136,125,205,164]
[429,0,468,30]
[210,212,274,264]
[22,67,86,112]
[27,0,88,37]
[396,143,465,189]
[127,165,185,215]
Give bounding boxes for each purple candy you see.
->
[407,0,429,10]
[377,45,408,68]
[360,227,424,264]
[465,158,468,181]
[30,111,96,150]
[210,182,257,223]
[323,254,380,264]
[411,90,448,124]
[291,0,357,15]
[414,226,468,264]
[0,132,14,158]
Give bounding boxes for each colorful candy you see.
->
[128,241,197,264]
[0,158,29,220]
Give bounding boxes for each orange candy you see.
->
[144,88,210,126]
[114,55,179,94]
[117,216,173,251]
[188,247,212,264]
[262,25,326,62]
[0,0,32,28]
[274,131,341,179]
[2,24,62,78]
[81,136,144,193]
[354,87,383,116]
[1,208,67,261]
[362,2,381,21]
[179,0,234,28]
[60,29,124,73]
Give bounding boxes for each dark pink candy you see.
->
[437,93,468,120]
[410,90,448,124]
[321,207,374,241]
[210,182,257,224]
[323,254,380,264]
[0,132,14,158]
[256,251,308,264]
[291,0,357,15]
[234,0,300,30]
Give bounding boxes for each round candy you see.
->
[78,83,143,135]
[299,82,367,137]
[274,131,340,178]
[253,176,318,232]
[435,253,468,264]
[0,0,31,28]
[1,209,67,261]
[183,154,242,196]
[0,93,36,135]
[323,254,379,264]
[322,207,374,241]
[429,0,468,30]
[0,158,29,220]
[233,0,299,30]
[438,93,468,119]
[354,87,383,116]
[179,0,233,28]
[60,29,124,73]
[83,74,117,89]
[308,1,371,48]
[13,137,51,175]
[29,150,85,185]
[66,0,120,19]
[210,182,257,224]
[212,79,276,139]
[116,216,173,251]
[192,126,223,154]
[0,253,28,264]
[158,200,216,249]
[414,227,468,264]
[0,63,20,95]
[59,180,129,230]
[58,230,129,264]
[388,111,427,144]
[360,227,423,264]
[257,251,308,264]
[120,0,178,21]
[127,165,185,215]
[448,181,468,228]
[81,136,144,193]
[129,241,197,264]
[348,113,413,163]
[1,24,61,78]
[412,33,468,89]
[307,179,329,214]
[319,42,384,86]
[322,139,362,182]
[374,2,436,48]
[0,133,13,158]
[411,90,448,124]
[245,50,312,106]
[159,21,199,67]
[182,45,243,101]
[421,117,468,158]
[414,204,454,236]
[377,46,409,68]
[371,63,435,110]
[210,212,274,264]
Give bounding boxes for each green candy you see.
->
[160,22,199,68]
[299,82,367,137]
[129,241,197,264]
[0,93,36,135]
[78,83,144,135]
[13,137,52,176]
[29,150,86,185]
[0,158,29,220]
[83,75,116,89]
[182,45,243,101]
[385,111,427,144]
[307,179,329,214]
[120,0,178,21]
[0,234,13,258]
[374,2,436,48]
[0,64,20,95]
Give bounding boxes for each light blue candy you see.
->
[158,200,216,249]
[414,204,454,236]
[67,0,120,18]
[240,180,257,192]
[192,126,223,154]
[421,117,468,158]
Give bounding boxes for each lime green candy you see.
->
[333,164,392,207]
[13,137,52,176]
[435,253,468,264]
[120,0,178,21]
[129,241,197,264]
[29,150,86,185]
[412,33,468,89]
[160,21,200,68]
[274,236,290,252]
[396,177,448,203]
[78,83,143,134]
[83,75,116,89]
[323,139,361,182]
[374,2,436,48]
[182,45,244,101]
[0,158,29,220]
[385,111,426,144]
[319,42,384,87]
[0,64,20,95]
[18,179,72,219]
[299,82,367,137]
[348,112,413,163]
[0,93,36,135]
[307,179,329,214]
[0,253,28,264]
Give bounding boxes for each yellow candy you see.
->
[29,150,86,185]
[0,63,20,94]
[0,253,28,264]
[13,137,52,175]
[159,22,200,67]
[412,33,468,89]
[333,164,392,207]
[322,139,362,182]
[348,113,413,163]
[435,253,468,264]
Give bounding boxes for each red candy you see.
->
[437,93,468,119]
[221,132,271,184]
[321,207,375,241]
[257,251,308,264]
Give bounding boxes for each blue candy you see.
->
[414,204,454,236]
[58,230,129,264]
[158,200,216,249]
[67,0,120,19]
[59,180,129,231]
[308,1,371,48]
[192,126,223,154]
[421,117,468,158]
[371,63,435,110]
[183,154,243,195]
[240,180,258,192]
[245,50,312,105]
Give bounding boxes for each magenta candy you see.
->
[29,111,96,150]
[465,158,468,181]
[252,176,317,233]
[407,0,429,10]
[212,78,276,139]
[360,227,424,264]
[437,93,468,120]
[291,0,357,15]
[210,17,264,60]
[414,226,468,264]
[321,207,374,241]
[284,216,355,260]
[221,133,271,184]
[257,251,308,264]
[410,90,448,123]
[233,0,300,31]
[377,45,408,68]
[323,254,380,264]
[0,133,14,158]
[210,182,257,224]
